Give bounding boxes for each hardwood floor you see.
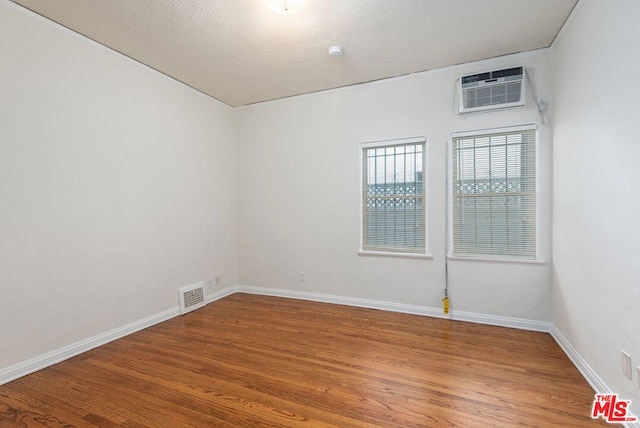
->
[0,293,607,427]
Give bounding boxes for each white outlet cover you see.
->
[637,366,640,387]
[621,351,632,379]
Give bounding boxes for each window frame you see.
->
[359,136,430,259]
[448,124,540,263]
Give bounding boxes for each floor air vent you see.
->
[179,282,206,315]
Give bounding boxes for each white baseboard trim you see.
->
[549,325,639,428]
[549,324,610,394]
[0,287,236,386]
[236,286,639,425]
[0,306,178,386]
[206,285,238,304]
[5,282,631,426]
[452,309,551,332]
[236,285,551,332]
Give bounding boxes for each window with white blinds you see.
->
[361,138,426,254]
[451,126,536,259]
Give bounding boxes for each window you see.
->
[361,138,426,254]
[451,125,536,260]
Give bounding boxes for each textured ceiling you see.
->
[11,0,578,106]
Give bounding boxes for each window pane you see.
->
[363,140,426,254]
[451,127,536,259]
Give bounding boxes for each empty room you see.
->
[1,0,638,426]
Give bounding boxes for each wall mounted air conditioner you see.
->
[458,66,525,114]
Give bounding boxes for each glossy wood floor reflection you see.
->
[0,293,607,427]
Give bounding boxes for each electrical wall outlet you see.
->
[299,272,305,282]
[621,351,632,380]
[637,366,640,388]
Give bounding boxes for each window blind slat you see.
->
[451,127,536,259]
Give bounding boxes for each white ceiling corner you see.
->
[10,0,578,107]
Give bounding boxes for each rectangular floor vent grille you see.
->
[179,282,206,315]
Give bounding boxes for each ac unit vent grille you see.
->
[463,81,522,109]
[179,282,206,315]
[458,66,525,114]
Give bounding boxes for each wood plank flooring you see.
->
[0,293,607,427]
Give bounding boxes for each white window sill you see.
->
[358,250,433,260]
[447,255,546,265]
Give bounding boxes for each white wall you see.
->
[0,1,237,369]
[11,0,624,404]
[552,0,640,416]
[237,50,553,321]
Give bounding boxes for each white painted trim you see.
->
[447,256,546,265]
[206,285,239,303]
[361,136,426,148]
[450,123,538,140]
[549,324,610,394]
[238,287,640,423]
[236,285,551,332]
[358,250,433,259]
[5,282,635,427]
[0,306,179,386]
[451,309,550,332]
[550,325,640,428]
[238,285,443,317]
[0,286,238,386]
